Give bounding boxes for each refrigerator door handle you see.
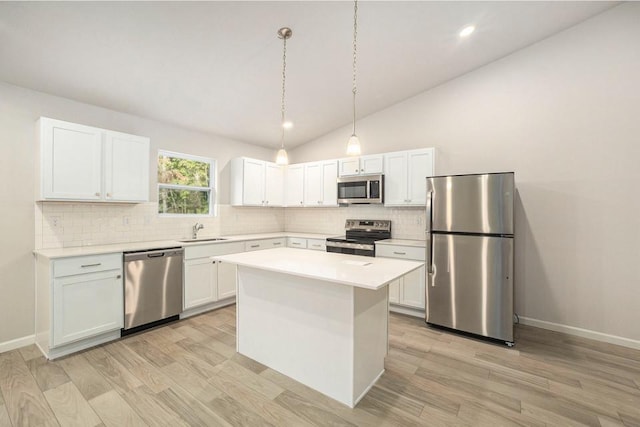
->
[425,190,434,276]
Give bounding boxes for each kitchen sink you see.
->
[179,238,228,243]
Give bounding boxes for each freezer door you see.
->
[426,233,513,342]
[427,173,514,235]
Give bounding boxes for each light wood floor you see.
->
[1,305,639,427]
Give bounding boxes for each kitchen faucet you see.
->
[192,222,204,239]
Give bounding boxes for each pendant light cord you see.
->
[281,34,288,149]
[352,0,358,136]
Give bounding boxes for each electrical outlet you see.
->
[122,216,130,226]
[51,216,60,228]
[417,217,422,225]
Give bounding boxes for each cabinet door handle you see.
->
[94,192,101,197]
[116,275,122,279]
[81,263,101,268]
[292,242,301,246]
[250,244,259,248]
[393,251,407,255]
[273,242,282,246]
[360,168,364,172]
[106,193,112,198]
[300,201,303,205]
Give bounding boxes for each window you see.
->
[158,151,215,216]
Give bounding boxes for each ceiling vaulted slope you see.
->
[0,1,617,149]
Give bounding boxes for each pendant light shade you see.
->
[346,134,361,156]
[275,148,289,165]
[275,27,292,165]
[346,0,361,156]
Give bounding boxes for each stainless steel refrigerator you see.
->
[425,172,514,345]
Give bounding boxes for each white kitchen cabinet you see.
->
[384,148,435,206]
[338,154,384,177]
[230,157,284,206]
[304,160,338,207]
[183,242,244,312]
[307,239,326,251]
[287,237,307,249]
[35,253,124,359]
[38,117,149,202]
[285,164,305,207]
[376,243,426,313]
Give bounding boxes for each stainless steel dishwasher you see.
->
[123,247,183,335]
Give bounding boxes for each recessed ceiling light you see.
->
[459,25,475,38]
[282,121,293,129]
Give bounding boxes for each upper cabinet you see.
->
[230,157,284,207]
[384,148,435,206]
[38,117,149,202]
[304,160,338,207]
[284,164,305,207]
[338,154,384,177]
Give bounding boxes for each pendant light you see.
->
[275,27,292,165]
[346,0,361,156]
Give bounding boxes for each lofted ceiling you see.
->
[0,1,617,150]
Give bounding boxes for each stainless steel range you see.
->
[326,219,391,257]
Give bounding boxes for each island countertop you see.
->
[216,247,423,290]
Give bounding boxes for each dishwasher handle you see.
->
[124,248,183,263]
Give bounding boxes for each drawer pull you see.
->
[273,242,282,246]
[81,263,102,268]
[393,252,406,255]
[116,275,122,279]
[250,245,259,248]
[292,242,301,246]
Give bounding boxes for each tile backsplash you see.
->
[36,202,425,249]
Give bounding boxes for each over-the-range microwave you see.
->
[337,174,384,204]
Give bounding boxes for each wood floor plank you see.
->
[18,345,43,362]
[274,389,357,427]
[124,337,176,368]
[83,353,143,395]
[176,338,227,368]
[0,352,59,427]
[0,401,11,427]
[160,361,223,404]
[207,394,275,427]
[214,360,284,400]
[206,368,315,427]
[123,385,189,427]
[156,387,231,426]
[27,357,71,392]
[57,353,113,401]
[89,390,147,427]
[43,382,102,427]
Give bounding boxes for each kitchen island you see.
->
[216,247,423,408]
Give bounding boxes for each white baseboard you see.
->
[0,334,35,354]
[389,304,424,319]
[518,316,640,350]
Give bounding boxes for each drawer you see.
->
[245,238,286,252]
[307,239,326,251]
[184,241,245,260]
[54,253,122,278]
[376,245,425,261]
[287,237,307,249]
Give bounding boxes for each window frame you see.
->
[157,150,217,217]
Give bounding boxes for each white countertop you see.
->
[33,232,338,259]
[376,238,426,248]
[216,247,423,290]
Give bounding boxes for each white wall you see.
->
[0,81,281,347]
[291,3,640,342]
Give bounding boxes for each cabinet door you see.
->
[304,162,323,206]
[400,265,426,309]
[388,279,401,304]
[360,155,384,174]
[53,271,123,346]
[264,163,284,206]
[338,158,360,176]
[406,149,434,205]
[184,258,217,309]
[383,152,408,206]
[285,164,305,207]
[104,131,150,202]
[242,159,265,205]
[217,260,237,299]
[321,161,338,206]
[41,118,103,200]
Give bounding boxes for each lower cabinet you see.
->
[183,241,244,311]
[376,244,426,312]
[35,253,124,359]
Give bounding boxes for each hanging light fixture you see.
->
[346,0,361,156]
[275,27,292,165]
